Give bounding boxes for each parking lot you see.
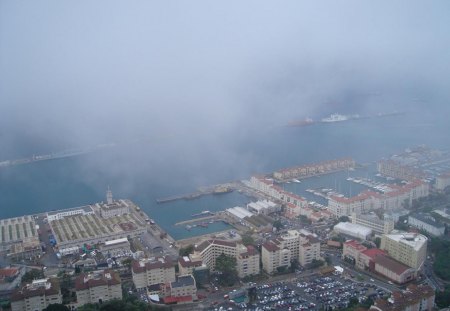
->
[207,274,390,311]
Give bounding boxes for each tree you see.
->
[215,253,238,286]
[241,232,255,246]
[273,220,283,231]
[122,258,132,269]
[21,269,44,283]
[179,244,194,257]
[436,285,450,308]
[43,304,70,311]
[306,259,324,270]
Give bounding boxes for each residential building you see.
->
[193,239,260,278]
[328,180,429,217]
[11,278,62,311]
[178,253,204,276]
[408,213,445,237]
[435,172,450,191]
[377,160,426,181]
[261,241,291,274]
[237,245,260,277]
[261,230,320,274]
[131,256,175,291]
[343,240,367,263]
[381,231,427,270]
[351,213,394,235]
[75,270,122,306]
[370,284,435,311]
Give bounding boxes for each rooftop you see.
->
[75,270,121,290]
[195,239,237,253]
[384,231,427,251]
[409,213,445,228]
[334,222,372,236]
[374,254,413,275]
[132,256,174,273]
[171,275,195,288]
[11,278,60,301]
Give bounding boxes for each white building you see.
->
[435,172,450,191]
[351,213,394,235]
[408,214,445,237]
[47,206,94,222]
[333,222,372,240]
[381,231,427,270]
[247,200,280,215]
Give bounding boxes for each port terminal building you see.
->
[47,190,146,255]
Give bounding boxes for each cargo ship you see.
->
[287,118,315,127]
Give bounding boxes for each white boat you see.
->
[292,179,301,183]
[321,113,349,123]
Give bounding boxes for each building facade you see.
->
[370,284,435,311]
[408,214,445,237]
[351,213,394,235]
[11,278,62,311]
[193,239,260,278]
[261,230,320,274]
[75,270,122,306]
[131,256,176,292]
[381,231,427,270]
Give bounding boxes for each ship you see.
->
[197,222,209,228]
[191,210,214,217]
[287,118,315,127]
[213,186,233,194]
[321,113,350,123]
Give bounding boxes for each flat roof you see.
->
[47,205,93,217]
[384,231,427,251]
[104,237,129,246]
[226,206,254,219]
[334,222,372,236]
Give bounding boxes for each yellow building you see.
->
[261,230,321,274]
[193,239,260,278]
[74,270,122,306]
[131,256,176,291]
[381,231,427,270]
[11,278,62,311]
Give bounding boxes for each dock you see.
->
[156,182,236,204]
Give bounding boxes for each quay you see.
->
[174,215,218,226]
[156,182,237,204]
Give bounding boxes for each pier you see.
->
[155,182,237,204]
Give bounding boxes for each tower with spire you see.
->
[106,186,113,205]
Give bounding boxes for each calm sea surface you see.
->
[0,114,447,239]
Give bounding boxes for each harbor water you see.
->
[0,114,448,240]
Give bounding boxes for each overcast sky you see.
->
[1,0,450,159]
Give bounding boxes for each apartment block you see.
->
[131,256,175,291]
[261,230,320,274]
[75,270,122,306]
[11,278,62,311]
[193,239,260,278]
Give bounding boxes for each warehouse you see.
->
[333,222,372,240]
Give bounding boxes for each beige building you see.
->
[261,230,320,274]
[381,231,427,270]
[435,172,450,191]
[178,253,204,276]
[351,213,394,235]
[75,270,122,306]
[370,284,435,311]
[131,256,175,291]
[167,275,197,301]
[193,239,260,278]
[11,278,62,311]
[373,254,416,284]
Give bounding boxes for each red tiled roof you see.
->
[374,255,412,275]
[75,270,121,291]
[262,241,279,252]
[132,256,174,273]
[163,295,193,304]
[361,248,386,259]
[0,268,19,278]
